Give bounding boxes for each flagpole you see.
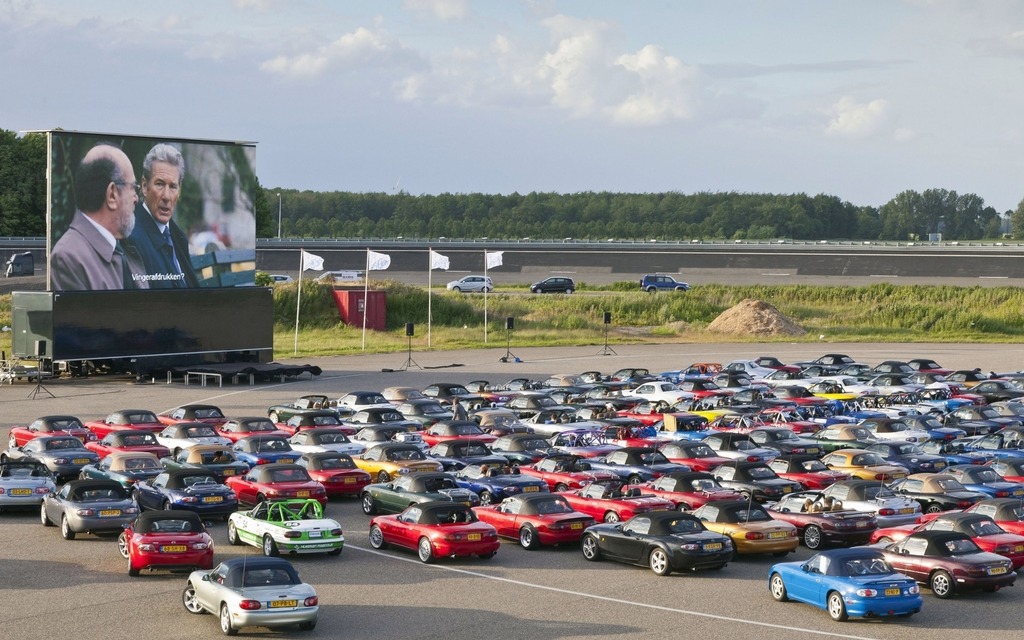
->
[483,250,488,344]
[427,248,433,350]
[362,249,369,351]
[294,249,303,355]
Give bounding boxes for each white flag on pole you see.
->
[429,250,450,271]
[301,250,324,271]
[367,250,391,271]
[485,251,503,269]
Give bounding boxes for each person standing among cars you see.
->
[50,143,148,291]
[128,143,200,288]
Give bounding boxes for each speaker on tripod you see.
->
[598,311,616,355]
[398,322,421,370]
[500,316,519,362]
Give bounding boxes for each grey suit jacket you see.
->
[50,210,148,291]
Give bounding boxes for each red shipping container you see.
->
[331,289,386,331]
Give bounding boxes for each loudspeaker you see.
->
[505,317,514,330]
[604,312,612,324]
[405,323,415,337]
[34,340,46,357]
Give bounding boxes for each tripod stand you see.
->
[398,333,421,371]
[597,323,617,356]
[499,326,519,363]
[28,360,55,399]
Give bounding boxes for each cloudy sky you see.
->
[2,0,1023,211]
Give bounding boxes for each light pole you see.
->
[277,193,282,239]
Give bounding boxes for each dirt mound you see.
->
[707,299,806,337]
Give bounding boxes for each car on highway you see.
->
[446,275,493,293]
[530,276,575,294]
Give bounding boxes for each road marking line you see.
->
[348,544,884,640]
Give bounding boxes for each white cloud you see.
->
[610,45,699,125]
[261,25,421,78]
[825,96,892,138]
[232,0,275,10]
[402,0,469,22]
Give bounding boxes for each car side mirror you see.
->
[201,574,211,582]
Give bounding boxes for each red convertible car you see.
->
[85,410,165,439]
[216,417,290,443]
[295,452,372,498]
[942,498,1024,535]
[8,415,95,448]
[85,429,170,459]
[767,454,851,490]
[766,490,878,549]
[658,441,731,472]
[871,512,1024,569]
[636,471,743,509]
[225,463,328,507]
[473,493,595,549]
[879,530,1016,598]
[118,510,214,577]
[369,501,500,563]
[518,455,617,491]
[557,480,675,523]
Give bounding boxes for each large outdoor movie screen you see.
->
[47,131,257,291]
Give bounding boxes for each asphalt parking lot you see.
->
[2,342,1023,640]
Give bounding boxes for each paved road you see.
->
[2,343,1023,640]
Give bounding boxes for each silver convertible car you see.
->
[40,479,139,540]
[182,556,318,635]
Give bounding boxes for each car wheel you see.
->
[7,434,15,448]
[626,475,643,485]
[603,511,620,523]
[182,584,205,614]
[327,546,342,556]
[60,515,76,540]
[565,288,574,294]
[479,490,494,505]
[930,570,954,599]
[876,536,893,544]
[127,554,140,577]
[769,573,789,602]
[519,524,540,550]
[479,551,496,559]
[676,502,690,511]
[925,503,944,514]
[227,521,240,545]
[173,447,182,458]
[368,524,386,549]
[553,483,569,492]
[803,525,823,550]
[162,500,173,511]
[220,604,238,635]
[452,286,462,292]
[581,533,601,561]
[648,548,672,576]
[361,493,378,515]
[417,537,434,563]
[117,531,131,558]
[827,591,848,621]
[268,411,280,423]
[299,620,317,631]
[484,287,492,293]
[40,503,53,527]
[262,534,279,557]
[646,287,657,293]
[377,471,391,483]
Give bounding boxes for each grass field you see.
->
[4,280,1024,359]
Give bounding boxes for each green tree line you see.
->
[3,127,1024,241]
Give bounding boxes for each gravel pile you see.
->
[707,299,806,337]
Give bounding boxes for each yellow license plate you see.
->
[524,486,540,492]
[202,496,223,503]
[807,448,820,454]
[280,458,295,464]
[99,509,121,517]
[934,463,945,469]
[989,566,1008,575]
[467,533,482,541]
[10,488,32,496]
[1015,545,1024,552]
[73,458,90,464]
[884,588,901,596]
[296,491,310,497]
[768,531,789,539]
[1014,490,1024,497]
[899,507,915,514]
[704,543,723,551]
[269,600,297,608]
[161,545,187,553]
[222,470,235,476]
[344,477,356,484]
[782,487,792,493]
[570,522,583,530]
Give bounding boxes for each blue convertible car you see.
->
[768,548,922,621]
